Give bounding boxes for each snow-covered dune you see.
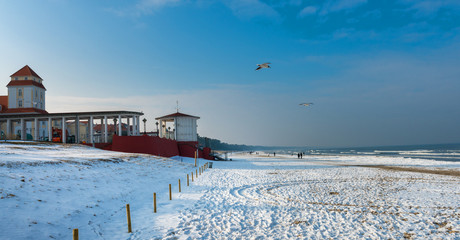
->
[0,142,207,239]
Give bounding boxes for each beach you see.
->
[168,152,459,239]
[0,142,459,239]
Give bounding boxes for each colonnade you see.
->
[0,111,143,144]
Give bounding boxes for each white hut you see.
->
[155,112,199,141]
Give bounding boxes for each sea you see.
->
[275,143,460,162]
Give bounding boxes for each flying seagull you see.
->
[256,62,271,71]
[300,103,314,107]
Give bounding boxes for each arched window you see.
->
[18,89,22,97]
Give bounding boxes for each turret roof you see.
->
[10,65,42,79]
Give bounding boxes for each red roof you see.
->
[6,80,46,90]
[0,96,8,113]
[10,65,42,79]
[2,108,48,114]
[156,112,200,120]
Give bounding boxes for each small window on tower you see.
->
[18,89,22,97]
[18,100,23,107]
[25,77,28,80]
[14,77,18,80]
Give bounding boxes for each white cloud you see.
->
[298,6,317,18]
[399,0,460,17]
[133,0,182,15]
[319,0,367,16]
[106,0,183,17]
[136,0,181,12]
[221,0,281,20]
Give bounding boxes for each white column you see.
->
[75,116,80,143]
[127,117,131,136]
[6,119,11,137]
[104,116,108,142]
[62,117,66,144]
[90,116,94,144]
[48,118,52,142]
[133,116,137,136]
[118,115,122,136]
[20,119,25,140]
[174,118,177,140]
[159,120,163,138]
[100,118,104,143]
[34,118,39,141]
[136,116,140,136]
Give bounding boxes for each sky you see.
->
[0,0,459,147]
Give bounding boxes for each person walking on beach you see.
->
[273,152,276,157]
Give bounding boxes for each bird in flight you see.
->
[300,103,314,107]
[256,62,271,71]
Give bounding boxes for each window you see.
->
[25,77,28,80]
[18,100,23,107]
[14,77,18,80]
[18,89,22,97]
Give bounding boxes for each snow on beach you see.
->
[1,142,459,239]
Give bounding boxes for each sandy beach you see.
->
[0,143,459,239]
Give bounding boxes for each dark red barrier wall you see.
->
[111,135,179,157]
[178,141,199,158]
[203,147,211,160]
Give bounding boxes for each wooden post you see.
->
[187,174,189,186]
[169,184,172,200]
[194,150,197,167]
[191,172,194,182]
[126,204,132,233]
[179,179,181,192]
[196,169,198,178]
[73,229,78,240]
[153,193,157,213]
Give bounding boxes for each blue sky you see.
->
[1,0,459,147]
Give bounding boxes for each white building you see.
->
[156,112,199,142]
[0,65,143,143]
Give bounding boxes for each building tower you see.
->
[6,65,47,114]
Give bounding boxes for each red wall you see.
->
[177,141,199,158]
[96,135,214,160]
[111,135,179,157]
